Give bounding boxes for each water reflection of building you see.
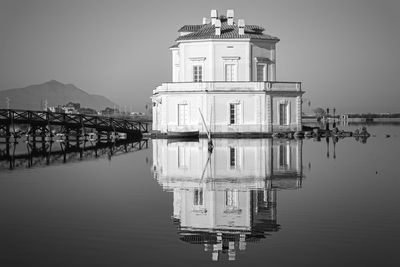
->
[152,138,303,261]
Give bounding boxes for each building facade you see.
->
[152,10,304,134]
[152,138,303,261]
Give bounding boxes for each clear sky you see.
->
[1,0,399,113]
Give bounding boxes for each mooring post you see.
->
[326,136,330,158]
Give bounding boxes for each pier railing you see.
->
[0,109,150,135]
[154,81,302,93]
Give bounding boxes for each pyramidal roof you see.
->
[175,14,279,42]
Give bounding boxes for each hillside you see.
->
[0,80,117,111]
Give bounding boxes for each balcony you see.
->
[154,81,302,93]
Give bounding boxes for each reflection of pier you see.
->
[152,138,303,261]
[0,138,148,170]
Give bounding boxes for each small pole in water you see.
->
[333,137,337,159]
[326,107,330,131]
[333,108,336,128]
[326,136,330,159]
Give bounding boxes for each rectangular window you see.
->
[230,103,239,124]
[225,64,237,81]
[193,65,203,82]
[225,190,239,207]
[193,189,203,206]
[279,103,288,125]
[230,147,236,168]
[178,104,189,125]
[257,64,267,81]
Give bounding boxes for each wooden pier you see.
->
[0,109,150,143]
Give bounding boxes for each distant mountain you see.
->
[0,80,117,111]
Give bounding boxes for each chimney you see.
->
[211,9,218,25]
[227,9,234,25]
[215,19,221,35]
[238,19,245,35]
[202,17,209,24]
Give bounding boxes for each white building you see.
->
[152,138,303,261]
[152,10,304,135]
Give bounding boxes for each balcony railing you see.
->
[154,81,302,93]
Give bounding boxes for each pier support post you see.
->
[41,125,46,151]
[65,128,70,148]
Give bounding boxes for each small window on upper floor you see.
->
[257,64,267,81]
[225,64,237,81]
[193,65,203,82]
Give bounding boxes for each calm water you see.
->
[0,124,399,266]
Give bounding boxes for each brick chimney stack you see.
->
[238,19,245,35]
[227,10,234,25]
[215,19,221,35]
[211,9,218,25]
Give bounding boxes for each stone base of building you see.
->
[155,124,301,134]
[151,127,303,139]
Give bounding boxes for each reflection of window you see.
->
[279,144,290,169]
[178,146,187,168]
[279,103,288,125]
[193,65,203,82]
[225,64,237,81]
[178,104,189,125]
[194,189,203,206]
[230,103,239,124]
[230,147,236,168]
